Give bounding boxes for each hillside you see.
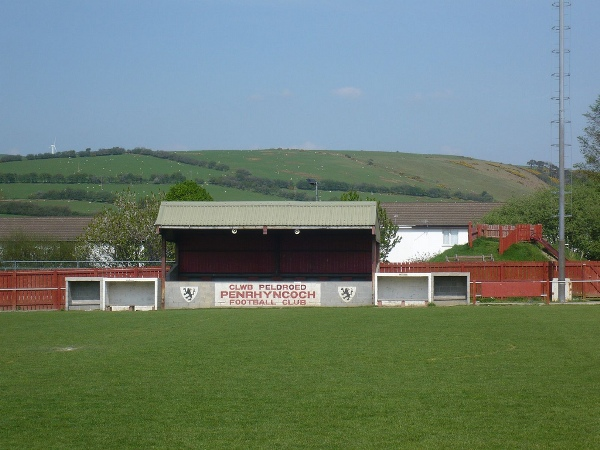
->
[430,238,552,263]
[0,149,550,216]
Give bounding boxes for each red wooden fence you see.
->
[380,261,600,301]
[0,267,162,311]
[468,223,546,254]
[3,262,600,310]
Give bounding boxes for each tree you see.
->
[482,188,558,240]
[565,181,600,260]
[340,191,401,262]
[165,180,213,201]
[577,94,600,173]
[75,189,165,265]
[1,231,76,262]
[340,191,361,202]
[481,180,600,260]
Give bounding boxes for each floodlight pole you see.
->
[557,0,566,303]
[307,178,318,201]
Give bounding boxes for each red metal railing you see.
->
[0,267,162,311]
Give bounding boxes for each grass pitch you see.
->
[1,306,599,449]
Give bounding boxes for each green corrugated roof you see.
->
[155,201,378,229]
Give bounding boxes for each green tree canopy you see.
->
[1,231,76,262]
[340,190,400,262]
[75,189,166,264]
[481,180,600,260]
[165,180,213,201]
[577,94,600,173]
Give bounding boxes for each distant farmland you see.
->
[0,149,550,216]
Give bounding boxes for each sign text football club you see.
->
[215,283,321,307]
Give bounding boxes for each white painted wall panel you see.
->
[387,227,469,262]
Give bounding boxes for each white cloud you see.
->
[332,86,363,99]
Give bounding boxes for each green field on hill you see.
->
[0,149,550,216]
[1,307,598,449]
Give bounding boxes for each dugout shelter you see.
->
[154,201,379,308]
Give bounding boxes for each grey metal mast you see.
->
[557,0,566,302]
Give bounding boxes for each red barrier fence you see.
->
[468,223,547,255]
[0,267,162,311]
[380,261,600,302]
[4,262,600,310]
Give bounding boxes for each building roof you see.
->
[0,217,92,241]
[381,202,503,227]
[155,201,378,230]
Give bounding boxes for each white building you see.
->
[381,202,502,262]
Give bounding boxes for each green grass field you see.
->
[1,306,599,449]
[0,150,549,209]
[0,153,211,177]
[0,183,292,215]
[176,150,546,201]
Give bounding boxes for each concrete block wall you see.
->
[65,277,160,311]
[104,278,160,310]
[375,273,432,306]
[65,277,104,311]
[375,272,470,307]
[165,281,373,309]
[432,272,470,305]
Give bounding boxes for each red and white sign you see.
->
[215,283,321,307]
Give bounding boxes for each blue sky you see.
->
[1,0,598,166]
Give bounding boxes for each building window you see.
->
[443,229,458,246]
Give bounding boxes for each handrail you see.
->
[0,261,174,270]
